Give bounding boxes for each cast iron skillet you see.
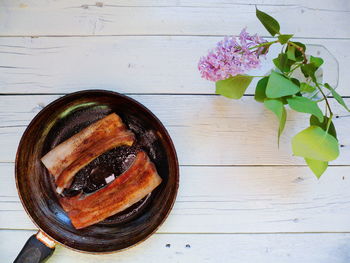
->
[14,90,179,262]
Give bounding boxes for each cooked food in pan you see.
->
[41,113,162,229]
[60,151,161,229]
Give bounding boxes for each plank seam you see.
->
[0,93,350,98]
[2,228,350,234]
[2,162,350,167]
[0,35,349,40]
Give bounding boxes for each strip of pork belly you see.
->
[59,150,148,212]
[55,133,134,194]
[41,113,130,180]
[59,151,162,229]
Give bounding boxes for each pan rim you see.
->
[15,89,179,254]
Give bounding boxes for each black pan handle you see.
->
[14,231,55,263]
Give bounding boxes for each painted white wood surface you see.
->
[0,1,349,37]
[2,230,350,263]
[2,0,349,9]
[0,37,347,95]
[1,0,350,262]
[2,163,350,232]
[0,95,349,165]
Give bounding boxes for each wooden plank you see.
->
[2,163,350,232]
[0,95,349,165]
[0,1,349,37]
[1,0,348,9]
[180,0,350,10]
[2,230,350,263]
[0,36,347,95]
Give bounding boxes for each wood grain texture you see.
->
[0,37,347,95]
[2,163,350,232]
[2,230,350,263]
[1,0,350,261]
[0,95,349,165]
[0,1,349,37]
[180,0,350,10]
[2,0,349,8]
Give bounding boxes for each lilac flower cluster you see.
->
[198,29,267,82]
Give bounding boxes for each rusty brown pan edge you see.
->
[15,89,180,254]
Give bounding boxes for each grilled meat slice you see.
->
[41,113,135,193]
[60,151,162,229]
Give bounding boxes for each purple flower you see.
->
[198,28,267,82]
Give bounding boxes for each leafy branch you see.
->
[212,8,349,178]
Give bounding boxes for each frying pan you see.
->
[14,90,179,262]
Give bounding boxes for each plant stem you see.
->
[326,113,333,134]
[249,40,278,50]
[315,81,333,116]
[287,63,302,77]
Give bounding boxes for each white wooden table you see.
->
[1,1,350,262]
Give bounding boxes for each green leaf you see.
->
[287,96,324,122]
[301,63,317,81]
[300,82,316,93]
[310,56,324,68]
[291,42,306,52]
[255,77,268,102]
[264,99,287,143]
[256,8,280,36]
[273,53,294,73]
[291,42,306,62]
[259,43,273,55]
[291,78,300,87]
[324,83,350,112]
[216,75,253,99]
[264,99,283,119]
[278,34,293,44]
[273,54,287,72]
[305,158,328,178]
[292,126,339,161]
[286,45,296,61]
[310,115,337,139]
[266,71,300,98]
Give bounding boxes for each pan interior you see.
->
[16,91,178,253]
